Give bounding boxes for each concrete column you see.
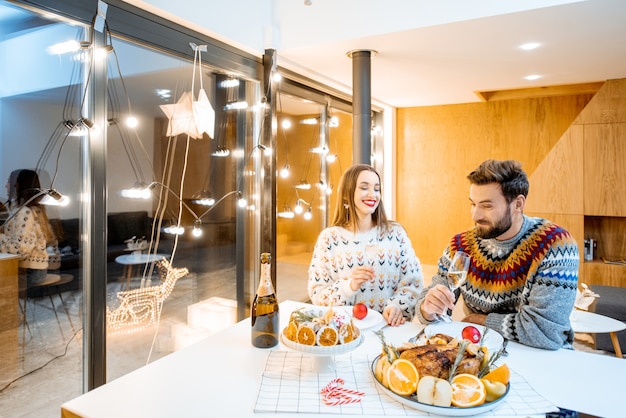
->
[348,49,376,165]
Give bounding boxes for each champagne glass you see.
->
[365,243,377,267]
[437,251,471,322]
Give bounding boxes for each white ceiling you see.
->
[268,0,626,107]
[142,0,625,108]
[3,0,626,110]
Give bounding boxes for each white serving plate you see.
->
[370,355,510,416]
[334,306,384,330]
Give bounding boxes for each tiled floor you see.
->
[0,257,616,418]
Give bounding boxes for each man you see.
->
[416,159,579,350]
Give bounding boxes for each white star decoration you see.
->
[160,89,215,139]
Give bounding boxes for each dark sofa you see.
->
[29,210,236,298]
[36,211,156,296]
[590,285,626,354]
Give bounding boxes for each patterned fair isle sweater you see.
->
[416,215,579,350]
[308,223,423,320]
[0,206,49,270]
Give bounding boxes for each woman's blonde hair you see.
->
[331,164,390,234]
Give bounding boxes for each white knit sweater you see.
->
[0,206,49,270]
[308,223,423,319]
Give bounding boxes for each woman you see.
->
[308,164,423,326]
[0,169,53,287]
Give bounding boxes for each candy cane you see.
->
[320,378,365,406]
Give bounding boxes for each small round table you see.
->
[115,253,168,290]
[570,309,626,357]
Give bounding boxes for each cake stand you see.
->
[280,331,363,373]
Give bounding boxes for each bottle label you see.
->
[256,263,273,297]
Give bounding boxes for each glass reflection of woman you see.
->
[0,169,53,287]
[308,164,424,326]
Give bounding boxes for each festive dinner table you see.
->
[61,300,622,418]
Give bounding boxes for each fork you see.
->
[408,327,427,343]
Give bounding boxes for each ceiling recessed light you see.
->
[524,74,542,81]
[520,42,541,51]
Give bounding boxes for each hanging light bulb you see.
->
[192,219,203,237]
[295,181,311,190]
[237,192,247,208]
[326,185,333,195]
[280,164,290,178]
[211,146,230,157]
[326,154,338,163]
[294,200,303,214]
[303,207,312,220]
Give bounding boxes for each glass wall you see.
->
[0,0,262,415]
[275,87,354,302]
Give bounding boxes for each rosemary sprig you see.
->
[374,329,400,363]
[478,345,506,378]
[448,340,471,383]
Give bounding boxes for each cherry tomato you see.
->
[352,303,368,320]
[461,325,481,343]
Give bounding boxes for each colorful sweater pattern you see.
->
[308,224,423,319]
[416,216,579,350]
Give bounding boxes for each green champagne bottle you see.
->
[251,252,279,348]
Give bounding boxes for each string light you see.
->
[192,219,203,237]
[304,207,313,220]
[279,164,290,178]
[107,260,189,334]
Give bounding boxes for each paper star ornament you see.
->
[160,89,216,139]
[193,88,215,138]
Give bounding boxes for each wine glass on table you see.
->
[437,251,470,323]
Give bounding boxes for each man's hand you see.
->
[419,284,455,321]
[462,313,487,325]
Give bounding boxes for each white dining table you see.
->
[61,300,623,418]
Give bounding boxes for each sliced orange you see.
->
[338,322,355,344]
[386,359,419,396]
[296,324,316,345]
[451,373,486,407]
[483,363,510,386]
[317,325,339,346]
[283,321,298,342]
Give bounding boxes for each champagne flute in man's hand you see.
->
[437,251,471,322]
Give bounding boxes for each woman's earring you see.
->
[343,203,349,209]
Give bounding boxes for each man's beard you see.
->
[475,210,513,239]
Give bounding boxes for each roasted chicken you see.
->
[398,334,485,380]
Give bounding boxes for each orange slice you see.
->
[317,325,339,346]
[338,322,355,344]
[296,324,316,345]
[283,321,298,342]
[483,363,510,386]
[386,359,419,396]
[451,373,486,407]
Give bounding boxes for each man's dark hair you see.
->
[467,159,529,203]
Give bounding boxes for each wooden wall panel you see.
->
[583,123,626,216]
[525,125,584,217]
[397,95,593,264]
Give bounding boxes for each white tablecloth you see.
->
[61,300,624,418]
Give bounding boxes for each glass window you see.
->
[0,1,261,414]
[275,91,353,301]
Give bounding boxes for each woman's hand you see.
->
[420,284,455,321]
[383,305,406,326]
[349,266,375,291]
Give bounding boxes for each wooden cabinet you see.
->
[583,216,626,287]
[579,80,626,287]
